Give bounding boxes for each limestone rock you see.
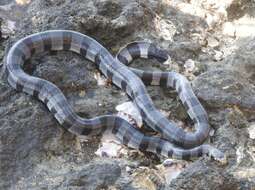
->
[0,0,255,189]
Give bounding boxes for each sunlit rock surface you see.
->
[0,0,255,189]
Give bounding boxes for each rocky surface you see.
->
[0,0,255,189]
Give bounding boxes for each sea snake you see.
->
[4,30,226,162]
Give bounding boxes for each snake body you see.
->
[5,30,225,161]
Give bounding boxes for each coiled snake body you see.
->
[5,30,226,162]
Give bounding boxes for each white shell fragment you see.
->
[207,36,219,48]
[184,59,195,72]
[158,159,187,184]
[247,123,255,139]
[213,50,224,61]
[93,101,143,159]
[116,101,143,128]
[94,72,107,86]
[95,129,128,158]
[95,142,123,157]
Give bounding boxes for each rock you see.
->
[226,0,255,21]
[63,159,121,189]
[226,106,249,128]
[224,37,255,81]
[1,0,255,189]
[131,167,165,190]
[0,0,13,5]
[193,69,255,112]
[0,18,16,39]
[168,161,240,190]
[8,159,122,189]
[0,34,124,190]
[19,0,158,47]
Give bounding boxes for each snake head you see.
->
[209,147,228,165]
[153,46,169,63]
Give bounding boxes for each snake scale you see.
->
[5,30,226,162]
